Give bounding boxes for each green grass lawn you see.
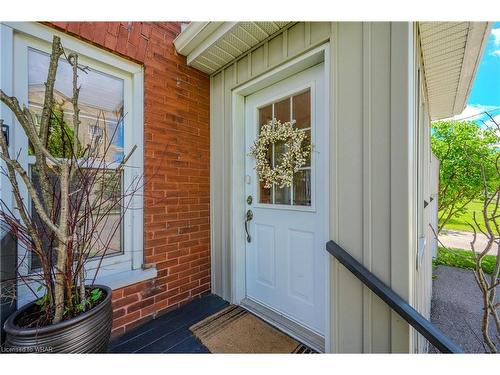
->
[440,199,500,234]
[434,246,498,276]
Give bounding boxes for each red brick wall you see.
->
[46,22,211,336]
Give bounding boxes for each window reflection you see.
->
[28,48,124,163]
[27,47,124,270]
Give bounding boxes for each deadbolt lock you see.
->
[246,195,253,205]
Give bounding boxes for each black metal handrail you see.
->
[326,240,463,353]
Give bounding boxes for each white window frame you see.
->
[0,22,155,307]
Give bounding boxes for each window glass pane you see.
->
[274,98,290,123]
[28,48,124,163]
[275,185,291,205]
[273,137,287,167]
[29,167,123,270]
[258,105,273,203]
[292,90,310,129]
[29,166,58,270]
[85,169,123,258]
[293,169,311,206]
[303,129,311,168]
[273,138,290,205]
[259,104,272,130]
[259,181,273,204]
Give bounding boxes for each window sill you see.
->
[95,267,157,291]
[16,268,157,308]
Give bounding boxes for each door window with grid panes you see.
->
[258,89,312,206]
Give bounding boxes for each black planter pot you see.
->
[3,285,112,353]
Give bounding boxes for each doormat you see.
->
[190,305,315,353]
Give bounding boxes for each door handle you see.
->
[245,209,253,243]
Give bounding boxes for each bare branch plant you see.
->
[0,35,141,326]
[431,111,500,353]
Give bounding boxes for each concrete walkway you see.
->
[439,229,497,255]
[430,265,500,353]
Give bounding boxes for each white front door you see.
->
[244,63,327,336]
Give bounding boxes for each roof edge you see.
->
[173,22,225,56]
[452,22,493,117]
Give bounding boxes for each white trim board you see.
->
[3,22,142,74]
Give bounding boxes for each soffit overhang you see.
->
[175,22,492,121]
[419,22,492,120]
[174,22,291,74]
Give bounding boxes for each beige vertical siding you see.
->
[210,22,421,352]
[412,37,436,352]
[330,22,416,353]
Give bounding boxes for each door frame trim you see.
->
[230,42,331,350]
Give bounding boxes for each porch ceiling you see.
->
[174,22,492,121]
[419,22,491,120]
[173,22,291,74]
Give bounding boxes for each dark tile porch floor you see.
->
[109,294,229,353]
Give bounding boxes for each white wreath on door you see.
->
[249,118,311,189]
